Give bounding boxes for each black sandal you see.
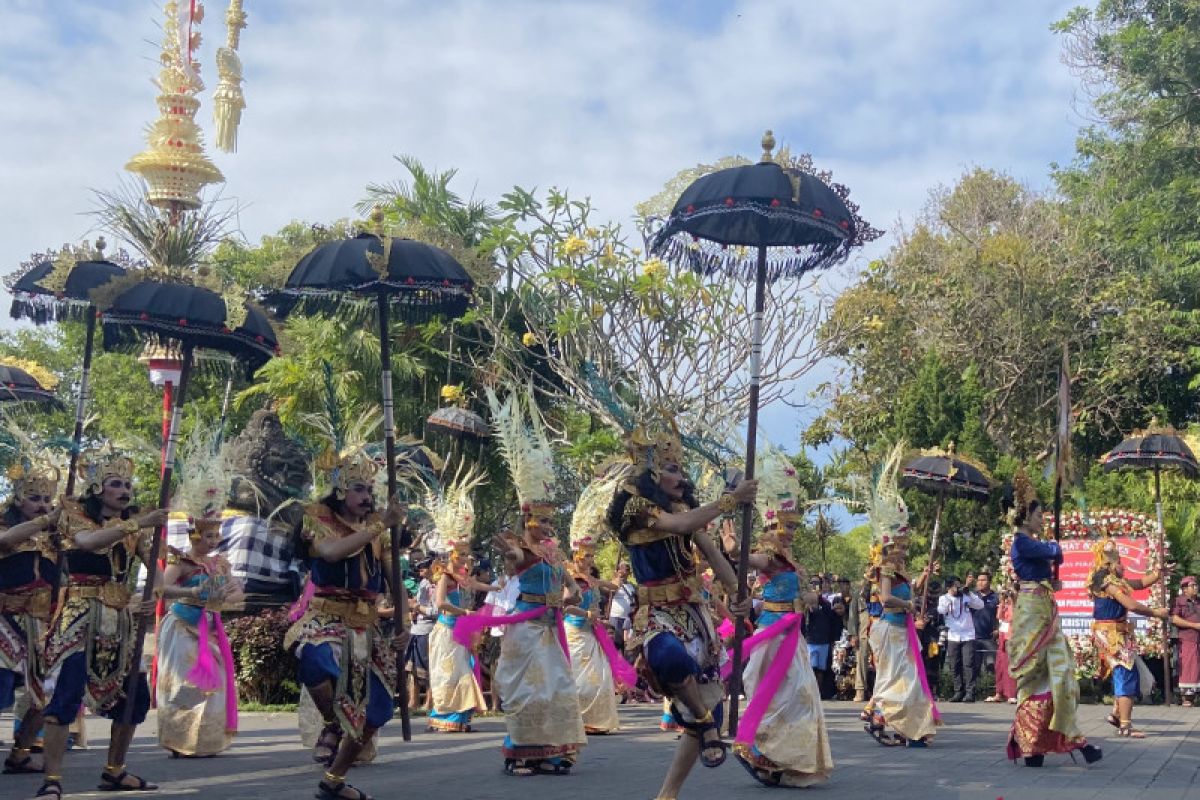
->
[4,749,44,774]
[532,759,572,775]
[315,776,373,800]
[33,779,61,798]
[313,723,343,765]
[97,770,159,791]
[865,713,905,747]
[503,758,537,777]
[1105,713,1120,729]
[734,750,782,787]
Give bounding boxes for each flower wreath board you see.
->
[1001,509,1167,669]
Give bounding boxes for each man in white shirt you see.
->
[608,562,635,653]
[937,576,985,702]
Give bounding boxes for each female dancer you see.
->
[730,447,832,787]
[1005,472,1101,766]
[453,386,585,775]
[863,443,940,748]
[426,466,492,733]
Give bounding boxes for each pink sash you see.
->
[719,612,804,746]
[185,610,239,733]
[905,615,942,722]
[452,605,570,661]
[591,620,638,690]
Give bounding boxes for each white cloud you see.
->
[0,0,1087,455]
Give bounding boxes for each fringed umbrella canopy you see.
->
[650,132,879,281]
[10,259,128,324]
[900,449,993,502]
[0,364,63,409]
[268,233,473,323]
[100,281,279,375]
[426,406,490,440]
[1101,427,1198,478]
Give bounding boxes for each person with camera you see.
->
[938,576,984,702]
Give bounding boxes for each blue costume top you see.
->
[1010,532,1062,582]
[1094,595,1127,621]
[565,584,594,628]
[757,569,799,629]
[882,580,911,626]
[513,559,563,616]
[0,549,55,591]
[169,571,209,626]
[437,584,465,627]
[304,503,384,597]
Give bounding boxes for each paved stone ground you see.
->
[3,700,1200,799]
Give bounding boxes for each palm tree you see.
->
[357,155,498,248]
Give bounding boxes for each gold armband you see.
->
[120,518,140,535]
[717,493,738,514]
[366,520,386,538]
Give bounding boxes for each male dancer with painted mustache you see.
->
[28,448,167,800]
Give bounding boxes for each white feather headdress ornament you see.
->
[171,424,231,527]
[868,441,909,549]
[569,467,625,551]
[485,383,557,514]
[425,462,486,554]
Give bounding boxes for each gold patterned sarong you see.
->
[156,611,234,756]
[497,614,585,759]
[428,620,485,731]
[736,627,833,786]
[565,621,619,734]
[1006,583,1084,757]
[867,619,938,742]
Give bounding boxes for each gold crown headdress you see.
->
[485,383,558,516]
[1005,468,1038,528]
[77,444,135,497]
[0,416,63,503]
[1091,534,1121,570]
[171,424,233,537]
[624,420,685,477]
[755,443,805,528]
[425,462,486,556]
[300,404,383,499]
[867,441,909,550]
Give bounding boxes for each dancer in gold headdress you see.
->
[607,421,756,800]
[463,385,585,775]
[730,445,832,787]
[156,428,242,758]
[863,443,940,748]
[0,431,61,776]
[284,421,406,800]
[1088,525,1169,740]
[1004,470,1102,766]
[426,466,492,733]
[33,446,168,798]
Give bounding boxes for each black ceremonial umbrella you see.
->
[1102,423,1198,706]
[268,230,473,739]
[650,131,879,734]
[900,445,992,614]
[9,255,127,492]
[102,280,278,726]
[0,363,64,409]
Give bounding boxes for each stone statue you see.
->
[226,408,312,526]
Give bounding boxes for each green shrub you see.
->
[225,607,300,705]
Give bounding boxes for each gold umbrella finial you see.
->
[760,129,776,163]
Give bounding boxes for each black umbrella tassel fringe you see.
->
[266,292,471,326]
[9,297,92,326]
[655,236,850,283]
[100,323,270,377]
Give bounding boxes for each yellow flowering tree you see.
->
[469,177,858,445]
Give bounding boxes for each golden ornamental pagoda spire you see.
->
[126,0,224,210]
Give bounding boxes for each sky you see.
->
[0,0,1091,485]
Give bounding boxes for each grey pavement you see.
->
[3,700,1200,800]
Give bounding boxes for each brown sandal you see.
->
[1116,723,1146,739]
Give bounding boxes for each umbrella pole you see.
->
[121,343,193,726]
[1155,466,1172,706]
[919,492,945,616]
[50,309,98,609]
[729,245,767,738]
[216,363,235,442]
[377,294,413,741]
